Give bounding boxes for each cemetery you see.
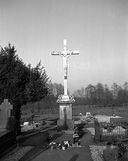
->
[0,41,128,161]
[1,0,128,160]
[1,100,128,161]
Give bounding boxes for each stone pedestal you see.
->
[57,95,75,130]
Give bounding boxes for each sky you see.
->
[0,0,128,93]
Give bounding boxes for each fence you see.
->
[94,118,128,142]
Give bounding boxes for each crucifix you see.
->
[51,40,79,129]
[51,39,79,96]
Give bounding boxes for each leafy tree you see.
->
[73,82,128,107]
[111,83,121,106]
[48,82,64,97]
[104,84,113,106]
[95,83,105,106]
[111,83,121,99]
[123,82,128,91]
[85,84,96,105]
[73,87,86,97]
[25,61,48,102]
[0,44,49,135]
[117,84,128,105]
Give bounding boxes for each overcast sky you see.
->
[0,0,128,93]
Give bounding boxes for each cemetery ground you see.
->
[1,105,128,161]
[0,124,93,161]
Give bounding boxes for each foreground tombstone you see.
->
[51,40,79,129]
[0,99,13,131]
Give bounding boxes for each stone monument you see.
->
[0,99,13,131]
[51,40,79,129]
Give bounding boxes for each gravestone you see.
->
[0,99,13,131]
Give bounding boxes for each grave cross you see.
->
[51,40,79,96]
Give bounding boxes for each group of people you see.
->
[103,142,128,161]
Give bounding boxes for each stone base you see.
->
[57,119,74,130]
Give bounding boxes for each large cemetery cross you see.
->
[51,40,79,129]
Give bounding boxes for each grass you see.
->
[21,105,128,124]
[72,105,128,117]
[21,105,128,129]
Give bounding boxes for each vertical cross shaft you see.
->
[63,40,68,96]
